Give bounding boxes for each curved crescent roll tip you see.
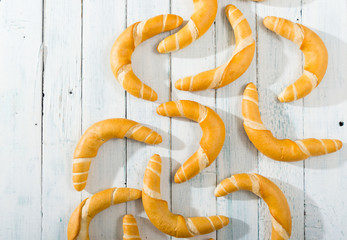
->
[242,83,342,161]
[142,154,229,238]
[157,0,217,53]
[215,173,292,240]
[111,14,183,101]
[175,5,255,91]
[73,118,162,191]
[67,187,142,240]
[263,16,328,102]
[156,100,225,183]
[123,214,141,240]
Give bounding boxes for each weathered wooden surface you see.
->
[0,0,346,239]
[0,0,42,239]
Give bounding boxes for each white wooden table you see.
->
[1,0,346,239]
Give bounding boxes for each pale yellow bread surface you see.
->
[142,154,229,238]
[157,100,225,183]
[123,214,141,240]
[263,16,328,102]
[242,83,342,161]
[175,5,255,91]
[157,0,217,53]
[215,173,291,240]
[67,188,142,240]
[73,118,162,191]
[111,14,183,101]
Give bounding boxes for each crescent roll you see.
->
[73,118,162,191]
[157,100,225,183]
[263,16,328,102]
[242,83,342,161]
[215,173,291,240]
[67,187,142,240]
[175,5,255,91]
[157,0,217,53]
[111,14,183,101]
[123,214,141,240]
[142,154,229,238]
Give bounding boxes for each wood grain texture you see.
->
[81,0,127,239]
[302,0,347,238]
[126,0,171,239]
[215,1,259,239]
[0,0,42,238]
[170,0,217,239]
[41,0,82,238]
[257,1,305,239]
[0,0,346,239]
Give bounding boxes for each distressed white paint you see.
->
[170,1,217,240]
[215,1,259,239]
[302,0,347,239]
[0,0,42,239]
[0,0,346,239]
[126,0,171,239]
[81,1,127,239]
[41,0,82,239]
[257,1,305,239]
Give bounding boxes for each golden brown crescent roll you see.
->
[242,83,342,161]
[110,14,183,101]
[175,5,255,91]
[157,100,225,183]
[67,187,142,240]
[142,154,229,238]
[123,214,141,240]
[263,16,328,102]
[73,118,162,191]
[157,0,217,53]
[215,173,291,240]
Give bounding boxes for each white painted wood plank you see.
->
[257,1,304,239]
[0,0,42,238]
[170,0,217,239]
[81,1,127,239]
[126,1,171,239]
[302,0,347,238]
[215,1,259,239]
[2,0,347,239]
[41,0,82,238]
